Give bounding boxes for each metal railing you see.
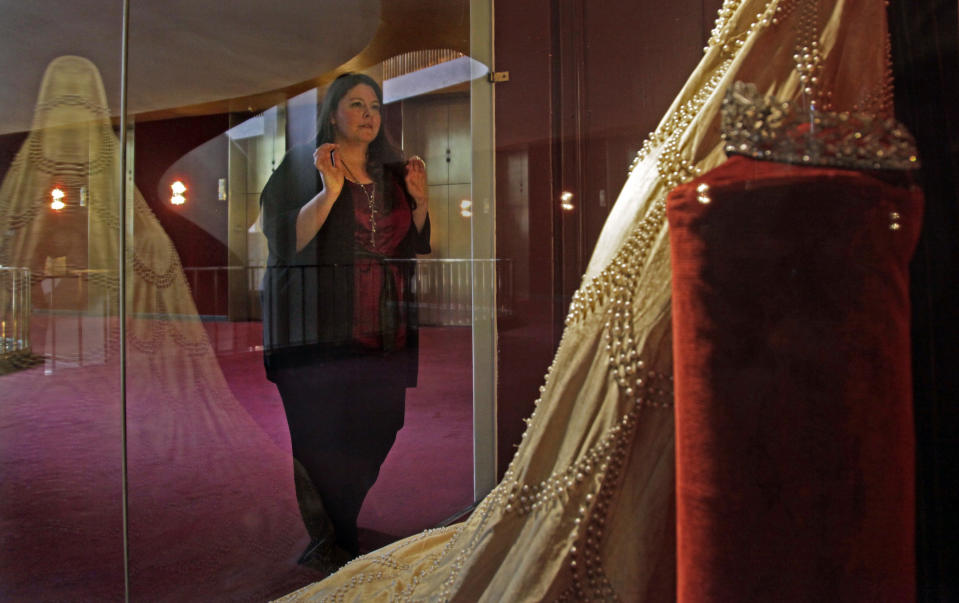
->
[183,258,513,327]
[412,259,513,326]
[32,270,115,370]
[0,266,31,359]
[18,258,513,369]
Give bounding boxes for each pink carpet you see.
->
[0,319,472,601]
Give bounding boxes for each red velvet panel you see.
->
[668,155,923,602]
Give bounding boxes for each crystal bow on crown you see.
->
[721,81,920,171]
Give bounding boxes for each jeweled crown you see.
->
[721,81,920,171]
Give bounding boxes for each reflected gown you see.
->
[278,0,911,600]
[0,56,308,600]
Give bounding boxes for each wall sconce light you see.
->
[560,190,575,211]
[459,199,472,218]
[171,180,187,206]
[50,187,66,211]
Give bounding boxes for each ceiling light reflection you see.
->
[171,180,187,206]
[50,188,65,211]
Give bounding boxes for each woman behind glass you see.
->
[259,73,430,570]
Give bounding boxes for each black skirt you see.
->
[271,353,408,555]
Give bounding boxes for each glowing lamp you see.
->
[50,188,66,211]
[171,180,187,206]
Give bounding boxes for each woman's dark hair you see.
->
[315,73,407,209]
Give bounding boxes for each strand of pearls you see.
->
[553,3,789,598]
[705,0,748,51]
[559,410,639,601]
[793,0,824,109]
[852,29,895,116]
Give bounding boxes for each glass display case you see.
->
[0,0,955,600]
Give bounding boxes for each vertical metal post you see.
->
[470,0,498,501]
[117,0,131,599]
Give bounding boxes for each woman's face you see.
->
[331,83,381,146]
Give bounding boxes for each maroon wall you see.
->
[0,131,29,184]
[133,114,232,315]
[494,0,557,477]
[493,0,722,477]
[133,114,231,268]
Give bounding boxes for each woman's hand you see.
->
[406,156,430,233]
[405,156,429,206]
[406,156,429,233]
[314,143,345,198]
[296,143,345,252]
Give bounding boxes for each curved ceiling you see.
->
[0,0,468,134]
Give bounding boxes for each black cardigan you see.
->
[259,143,431,383]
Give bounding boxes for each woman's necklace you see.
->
[341,159,377,247]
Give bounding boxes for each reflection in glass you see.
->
[259,73,432,570]
[122,61,474,597]
[3,24,479,601]
[0,55,309,600]
[0,54,126,600]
